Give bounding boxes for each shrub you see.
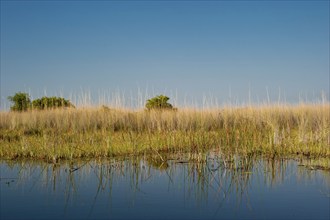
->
[32,96,74,110]
[7,92,31,112]
[145,95,174,110]
[8,92,75,111]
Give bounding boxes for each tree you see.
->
[145,95,174,110]
[7,92,31,112]
[8,92,75,111]
[32,96,74,110]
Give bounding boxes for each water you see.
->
[1,155,329,220]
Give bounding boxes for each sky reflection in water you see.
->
[1,155,329,220]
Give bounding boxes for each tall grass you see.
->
[0,103,329,161]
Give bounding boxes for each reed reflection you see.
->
[1,153,329,219]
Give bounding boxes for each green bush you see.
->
[32,96,74,110]
[8,92,74,111]
[145,95,174,110]
[7,92,31,112]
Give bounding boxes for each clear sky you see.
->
[1,0,329,109]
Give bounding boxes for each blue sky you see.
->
[1,0,329,109]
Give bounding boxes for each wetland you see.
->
[1,104,329,219]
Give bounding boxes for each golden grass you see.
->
[0,104,329,162]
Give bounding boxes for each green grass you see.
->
[0,104,329,165]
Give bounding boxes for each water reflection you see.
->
[1,153,329,219]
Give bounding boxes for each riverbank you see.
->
[1,104,329,164]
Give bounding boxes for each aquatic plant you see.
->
[0,104,329,165]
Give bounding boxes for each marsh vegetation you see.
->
[0,102,329,169]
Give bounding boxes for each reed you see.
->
[0,104,329,162]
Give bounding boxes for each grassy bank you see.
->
[0,104,329,162]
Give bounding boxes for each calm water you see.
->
[1,154,329,220]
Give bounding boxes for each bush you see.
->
[145,95,174,110]
[8,92,75,111]
[7,92,31,112]
[32,96,74,110]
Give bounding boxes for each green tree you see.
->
[32,96,74,110]
[7,92,31,112]
[145,95,174,110]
